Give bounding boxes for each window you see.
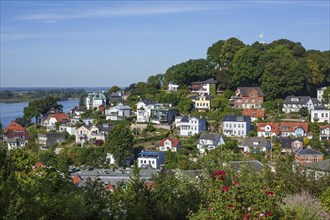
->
[152,161,155,164]
[314,156,318,162]
[322,113,324,117]
[305,156,309,162]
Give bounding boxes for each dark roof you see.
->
[199,133,220,141]
[311,98,325,109]
[223,116,250,122]
[228,160,265,172]
[283,96,311,105]
[181,116,190,122]
[140,99,156,105]
[279,137,303,149]
[96,124,114,133]
[201,78,218,84]
[296,148,324,156]
[242,137,270,149]
[237,87,264,97]
[189,95,198,100]
[305,159,330,172]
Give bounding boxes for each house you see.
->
[175,115,206,136]
[239,137,271,153]
[37,132,66,148]
[105,104,132,121]
[167,82,179,92]
[310,98,325,110]
[223,116,251,138]
[232,87,264,109]
[71,106,86,118]
[136,99,156,123]
[189,78,217,96]
[279,138,304,153]
[242,109,265,122]
[190,95,213,111]
[150,104,178,125]
[282,96,312,113]
[59,124,76,136]
[75,124,112,144]
[7,138,26,151]
[280,122,308,138]
[137,151,165,169]
[320,125,330,142]
[158,138,182,152]
[86,92,106,110]
[295,146,324,165]
[106,91,124,104]
[317,87,326,102]
[41,113,70,131]
[197,133,225,154]
[257,122,280,138]
[305,159,330,179]
[311,109,330,123]
[4,121,29,141]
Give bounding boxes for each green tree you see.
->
[219,37,245,67]
[298,107,309,117]
[108,85,121,94]
[307,59,324,87]
[147,74,164,90]
[105,125,134,166]
[322,87,330,106]
[207,40,225,67]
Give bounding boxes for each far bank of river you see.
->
[0,99,79,127]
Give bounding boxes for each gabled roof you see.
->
[242,137,270,149]
[160,138,181,147]
[305,159,330,171]
[280,122,308,133]
[283,96,311,105]
[296,147,324,156]
[48,113,70,122]
[73,175,82,185]
[257,122,280,135]
[236,87,264,97]
[242,109,265,118]
[199,133,221,141]
[4,121,26,133]
[279,137,303,149]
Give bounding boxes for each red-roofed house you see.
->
[233,87,264,109]
[41,113,70,131]
[4,121,28,138]
[320,125,330,142]
[73,175,81,186]
[159,138,182,152]
[257,122,280,138]
[106,183,115,192]
[242,109,265,122]
[280,122,308,138]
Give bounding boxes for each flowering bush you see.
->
[190,165,280,219]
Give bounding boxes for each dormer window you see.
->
[291,98,299,102]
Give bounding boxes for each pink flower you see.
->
[265,211,272,217]
[215,170,225,176]
[259,213,265,217]
[265,191,274,196]
[221,186,229,192]
[247,207,251,212]
[244,213,249,219]
[227,205,233,210]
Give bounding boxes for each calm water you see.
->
[0,99,79,127]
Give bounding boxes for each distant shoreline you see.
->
[0,98,79,104]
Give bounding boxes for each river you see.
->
[0,99,79,127]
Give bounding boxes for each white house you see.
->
[197,133,225,154]
[167,82,179,92]
[223,116,251,138]
[41,113,70,131]
[136,100,156,123]
[137,151,165,169]
[158,138,182,152]
[105,104,132,121]
[7,138,26,151]
[320,125,330,142]
[282,96,312,113]
[175,115,206,136]
[190,78,217,95]
[311,109,330,123]
[59,124,76,136]
[317,87,326,102]
[86,92,106,110]
[239,137,271,153]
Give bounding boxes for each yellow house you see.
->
[191,95,213,111]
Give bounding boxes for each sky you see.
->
[1,1,329,88]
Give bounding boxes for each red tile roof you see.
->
[280,122,308,133]
[34,162,43,169]
[320,125,330,130]
[106,184,115,192]
[160,138,181,147]
[257,122,280,135]
[48,113,70,122]
[242,109,265,118]
[4,121,26,133]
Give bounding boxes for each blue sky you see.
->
[1,1,329,87]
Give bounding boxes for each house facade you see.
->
[105,104,132,121]
[167,82,179,92]
[320,125,330,141]
[233,87,264,109]
[149,104,177,125]
[4,121,29,141]
[189,78,217,96]
[158,138,182,152]
[59,124,76,136]
[280,122,308,138]
[190,95,213,111]
[42,113,70,131]
[86,92,106,110]
[242,109,265,122]
[279,138,304,153]
[37,132,66,148]
[282,96,313,113]
[257,122,280,138]
[197,133,225,154]
[311,109,330,123]
[295,147,324,165]
[137,151,165,169]
[7,138,26,151]
[223,116,251,138]
[239,137,271,153]
[175,116,206,136]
